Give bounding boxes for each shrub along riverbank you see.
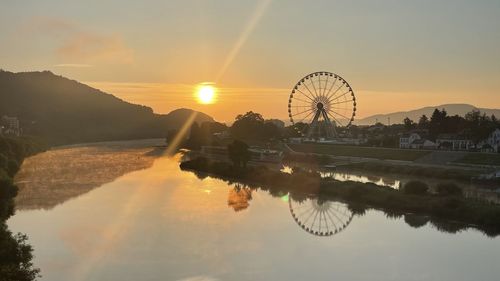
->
[180,157,500,236]
[0,136,46,281]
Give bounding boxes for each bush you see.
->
[436,183,462,197]
[402,181,429,195]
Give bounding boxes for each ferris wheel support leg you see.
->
[321,109,337,139]
[306,109,322,139]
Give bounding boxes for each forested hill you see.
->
[0,70,213,145]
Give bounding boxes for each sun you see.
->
[196,84,216,104]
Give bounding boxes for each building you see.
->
[436,134,474,151]
[1,115,21,136]
[399,133,421,149]
[478,128,500,153]
[409,139,437,150]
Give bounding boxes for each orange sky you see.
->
[2,1,500,123]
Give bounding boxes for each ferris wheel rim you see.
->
[288,71,356,137]
[288,197,354,237]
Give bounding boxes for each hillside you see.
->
[0,70,214,145]
[356,104,500,125]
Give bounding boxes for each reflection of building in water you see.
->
[1,115,21,136]
[463,187,500,205]
[289,197,353,236]
[227,184,253,212]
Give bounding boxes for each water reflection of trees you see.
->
[1,181,40,280]
[227,184,253,212]
[184,168,500,238]
[14,145,161,210]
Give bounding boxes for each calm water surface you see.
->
[7,140,500,281]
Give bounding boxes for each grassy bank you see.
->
[0,136,46,281]
[181,157,500,236]
[337,161,481,182]
[455,153,500,166]
[289,143,431,161]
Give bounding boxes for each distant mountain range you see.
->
[355,104,500,126]
[0,70,213,145]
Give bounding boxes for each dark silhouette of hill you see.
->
[356,104,500,125]
[0,70,213,144]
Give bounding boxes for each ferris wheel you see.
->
[289,197,353,237]
[288,71,356,139]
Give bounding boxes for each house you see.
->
[409,139,437,150]
[436,134,474,151]
[478,128,500,153]
[1,115,21,136]
[399,133,421,149]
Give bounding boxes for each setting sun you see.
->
[196,84,216,104]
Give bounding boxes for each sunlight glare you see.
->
[196,84,216,104]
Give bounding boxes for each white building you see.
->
[479,128,500,153]
[436,134,474,151]
[399,133,421,149]
[1,115,21,136]
[409,139,437,150]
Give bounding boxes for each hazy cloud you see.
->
[24,17,134,64]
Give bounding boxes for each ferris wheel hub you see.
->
[316,102,324,110]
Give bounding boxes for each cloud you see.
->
[24,17,134,64]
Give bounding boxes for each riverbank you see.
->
[284,144,495,182]
[180,157,500,236]
[0,136,47,281]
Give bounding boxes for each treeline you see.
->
[0,136,46,281]
[182,111,289,149]
[403,109,500,141]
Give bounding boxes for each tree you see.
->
[230,111,280,140]
[403,117,415,131]
[418,114,429,129]
[227,140,251,168]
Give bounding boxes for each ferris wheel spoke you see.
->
[310,209,320,229]
[295,88,316,102]
[296,109,316,124]
[329,90,352,104]
[303,207,318,226]
[291,107,314,117]
[331,204,351,218]
[329,109,352,121]
[322,212,330,233]
[309,76,320,97]
[296,206,316,219]
[329,99,354,106]
[293,96,314,104]
[326,84,345,102]
[323,77,338,99]
[328,112,346,127]
[328,209,347,226]
[322,75,330,96]
[324,209,339,230]
[302,82,318,100]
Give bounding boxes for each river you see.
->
[7,139,500,281]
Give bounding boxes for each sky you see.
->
[1,0,500,123]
